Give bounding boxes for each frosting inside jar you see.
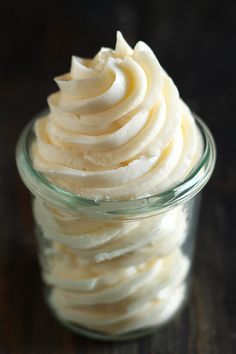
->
[34,197,190,334]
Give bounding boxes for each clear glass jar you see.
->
[16,114,216,340]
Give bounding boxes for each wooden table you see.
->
[0,1,235,353]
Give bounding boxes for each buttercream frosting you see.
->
[32,32,202,335]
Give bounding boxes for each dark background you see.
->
[0,0,235,353]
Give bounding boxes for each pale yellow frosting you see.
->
[32,31,202,200]
[32,32,201,334]
[34,197,190,334]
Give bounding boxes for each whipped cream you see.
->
[32,31,202,200]
[31,32,202,335]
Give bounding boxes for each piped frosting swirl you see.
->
[32,31,202,200]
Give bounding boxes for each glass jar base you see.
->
[46,296,188,341]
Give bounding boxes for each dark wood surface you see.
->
[0,0,235,353]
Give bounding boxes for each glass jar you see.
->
[16,114,216,340]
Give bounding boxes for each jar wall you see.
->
[33,194,200,340]
[16,114,216,340]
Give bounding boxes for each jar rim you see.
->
[16,112,216,216]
